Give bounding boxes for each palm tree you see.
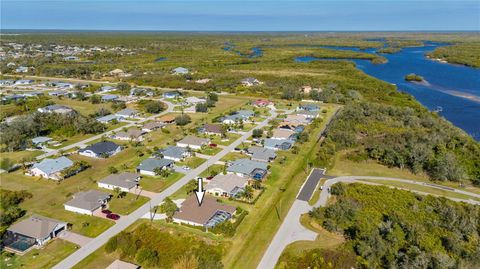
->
[243,185,253,201]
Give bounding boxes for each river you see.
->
[295,42,480,141]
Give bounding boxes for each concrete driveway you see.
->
[59,231,92,247]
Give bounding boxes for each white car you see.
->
[182,166,190,170]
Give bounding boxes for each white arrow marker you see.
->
[194,177,205,206]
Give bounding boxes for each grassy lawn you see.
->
[358,179,480,202]
[308,178,326,206]
[222,106,338,269]
[198,164,224,178]
[0,239,79,269]
[220,151,246,162]
[176,156,206,168]
[197,146,222,156]
[209,133,241,146]
[140,172,184,193]
[53,97,111,116]
[107,193,150,215]
[0,150,42,164]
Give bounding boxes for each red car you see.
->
[106,213,120,220]
[209,143,217,148]
[101,209,112,214]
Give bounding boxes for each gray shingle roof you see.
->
[99,172,139,189]
[247,146,276,162]
[227,158,268,175]
[80,141,121,155]
[177,136,210,147]
[64,190,110,211]
[136,158,173,172]
[159,146,188,160]
[7,215,67,239]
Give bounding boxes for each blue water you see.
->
[223,42,263,58]
[295,43,480,140]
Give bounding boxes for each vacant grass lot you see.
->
[0,239,78,269]
[138,172,184,193]
[108,193,150,215]
[176,156,206,168]
[0,150,42,165]
[53,97,111,116]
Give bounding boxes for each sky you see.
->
[1,0,479,31]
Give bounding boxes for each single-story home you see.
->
[0,79,15,86]
[64,190,111,215]
[173,195,236,228]
[96,114,120,124]
[205,174,248,197]
[115,108,139,119]
[297,104,320,112]
[136,158,174,176]
[14,79,33,85]
[31,136,52,147]
[142,121,165,132]
[252,99,274,107]
[221,110,255,124]
[79,141,122,158]
[158,115,176,124]
[28,156,74,181]
[172,67,189,75]
[98,172,140,192]
[4,215,67,254]
[15,66,29,73]
[227,158,268,180]
[184,96,206,105]
[102,94,119,102]
[199,124,224,136]
[263,138,295,151]
[163,91,181,99]
[37,105,75,114]
[246,146,276,162]
[156,146,191,161]
[106,260,140,269]
[271,128,297,140]
[284,114,310,125]
[99,85,117,93]
[241,77,261,87]
[296,109,319,119]
[112,128,145,141]
[176,135,210,150]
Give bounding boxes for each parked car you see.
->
[209,143,217,147]
[101,209,112,214]
[106,213,120,220]
[206,176,214,180]
[183,166,190,170]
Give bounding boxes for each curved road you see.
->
[257,175,480,269]
[52,108,277,269]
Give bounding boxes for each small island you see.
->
[404,73,424,82]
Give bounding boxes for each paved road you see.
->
[258,175,480,269]
[297,168,325,201]
[36,99,175,160]
[53,109,277,269]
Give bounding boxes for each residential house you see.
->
[115,108,139,119]
[78,141,122,158]
[252,99,274,107]
[14,79,34,85]
[141,121,165,132]
[163,91,180,99]
[246,146,276,162]
[31,136,52,147]
[263,138,294,151]
[296,109,319,119]
[172,67,189,75]
[102,94,119,102]
[271,128,297,140]
[112,128,145,141]
[64,190,111,215]
[99,85,116,93]
[284,114,310,125]
[37,105,74,114]
[227,158,268,180]
[136,158,174,176]
[205,174,248,197]
[28,156,74,180]
[48,90,69,97]
[106,260,140,269]
[4,215,67,254]
[98,172,140,192]
[195,78,211,84]
[173,195,236,228]
[63,56,79,61]
[184,96,206,105]
[109,69,131,77]
[241,77,261,87]
[96,114,120,124]
[15,66,29,73]
[221,110,255,124]
[199,124,224,136]
[176,136,210,150]
[158,115,176,124]
[156,146,191,162]
[0,79,15,86]
[297,103,320,112]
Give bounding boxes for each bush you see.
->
[175,114,191,126]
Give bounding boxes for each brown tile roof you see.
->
[204,124,223,134]
[173,195,236,226]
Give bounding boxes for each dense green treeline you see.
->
[319,102,480,183]
[427,43,480,68]
[0,189,32,237]
[308,183,480,269]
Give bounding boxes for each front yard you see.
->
[140,172,184,193]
